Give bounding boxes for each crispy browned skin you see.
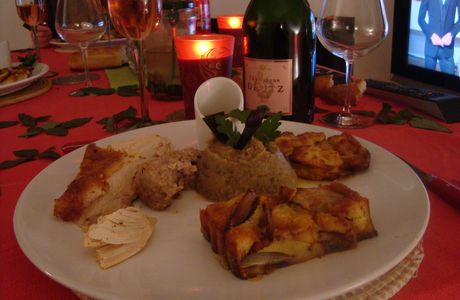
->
[276,132,370,180]
[200,182,377,279]
[54,143,125,222]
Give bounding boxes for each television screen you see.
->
[408,0,460,75]
[392,0,460,93]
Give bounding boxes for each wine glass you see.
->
[107,0,162,125]
[55,0,106,87]
[15,0,46,62]
[316,0,389,128]
[99,0,112,46]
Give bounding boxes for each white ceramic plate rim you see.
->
[13,120,430,300]
[0,63,49,96]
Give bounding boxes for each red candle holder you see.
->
[175,34,235,119]
[217,15,244,68]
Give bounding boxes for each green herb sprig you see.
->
[203,105,282,149]
[17,53,38,67]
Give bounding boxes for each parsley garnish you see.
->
[203,105,282,149]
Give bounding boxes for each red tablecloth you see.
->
[1,48,459,299]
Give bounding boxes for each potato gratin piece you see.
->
[276,132,370,180]
[200,182,377,279]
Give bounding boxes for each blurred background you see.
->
[0,0,395,81]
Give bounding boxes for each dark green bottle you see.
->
[242,0,316,123]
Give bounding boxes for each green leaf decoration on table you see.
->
[0,147,61,169]
[113,106,137,121]
[18,116,92,138]
[97,106,139,133]
[13,149,39,158]
[351,110,376,117]
[38,147,61,159]
[19,127,44,138]
[58,117,92,129]
[0,121,19,128]
[40,121,60,131]
[70,87,116,97]
[0,157,34,169]
[18,113,51,127]
[376,103,451,133]
[117,85,139,97]
[409,117,452,133]
[46,127,68,136]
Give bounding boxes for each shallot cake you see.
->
[200,182,377,279]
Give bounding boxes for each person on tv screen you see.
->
[418,0,460,74]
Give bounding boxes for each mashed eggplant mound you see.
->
[196,137,297,202]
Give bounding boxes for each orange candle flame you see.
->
[217,15,244,29]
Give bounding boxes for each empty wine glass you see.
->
[316,0,389,128]
[99,0,112,46]
[107,0,162,125]
[55,0,106,87]
[15,0,46,62]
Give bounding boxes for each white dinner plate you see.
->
[0,63,49,96]
[13,120,430,300]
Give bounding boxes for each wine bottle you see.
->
[242,0,316,123]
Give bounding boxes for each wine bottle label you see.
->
[244,57,293,115]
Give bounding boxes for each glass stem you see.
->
[107,15,112,47]
[342,59,354,115]
[134,39,151,123]
[80,42,92,87]
[31,25,41,62]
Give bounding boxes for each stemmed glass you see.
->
[107,0,162,125]
[316,0,389,128]
[99,0,112,46]
[55,0,106,87]
[15,0,47,62]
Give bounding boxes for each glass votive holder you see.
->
[217,15,244,68]
[175,34,235,119]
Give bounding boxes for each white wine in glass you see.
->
[316,0,389,128]
[108,0,161,125]
[55,0,106,87]
[15,0,46,62]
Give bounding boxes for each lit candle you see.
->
[217,15,244,68]
[217,15,244,29]
[175,34,235,119]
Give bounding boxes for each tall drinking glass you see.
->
[316,0,389,128]
[100,0,112,46]
[55,0,106,87]
[15,0,46,62]
[108,0,162,125]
